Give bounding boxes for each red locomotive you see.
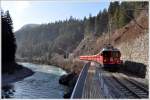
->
[79,44,123,71]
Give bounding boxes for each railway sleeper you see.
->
[113,74,148,98]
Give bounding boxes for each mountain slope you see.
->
[74,9,148,61]
[15,19,84,61]
[72,9,148,78]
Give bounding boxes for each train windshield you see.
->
[103,51,111,57]
[102,51,120,57]
[112,51,120,57]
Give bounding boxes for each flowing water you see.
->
[2,62,67,99]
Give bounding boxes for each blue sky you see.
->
[1,1,110,31]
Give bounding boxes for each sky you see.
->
[1,0,110,31]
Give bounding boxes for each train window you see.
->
[103,51,111,57]
[112,51,120,57]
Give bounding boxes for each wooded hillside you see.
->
[15,1,148,65]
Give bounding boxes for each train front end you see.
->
[101,48,123,71]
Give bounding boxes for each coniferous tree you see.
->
[84,14,95,35]
[101,9,109,33]
[2,10,17,73]
[95,11,102,36]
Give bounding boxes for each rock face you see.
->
[59,72,78,98]
[122,60,147,78]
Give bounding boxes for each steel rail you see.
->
[112,74,141,98]
[122,76,148,94]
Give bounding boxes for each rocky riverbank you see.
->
[59,72,78,98]
[2,63,34,87]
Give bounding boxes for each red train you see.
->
[79,44,123,71]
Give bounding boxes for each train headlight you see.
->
[110,58,113,62]
[117,60,120,63]
[104,59,107,62]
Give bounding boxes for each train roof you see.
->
[96,44,121,55]
[101,44,120,51]
[96,48,119,55]
[101,47,120,52]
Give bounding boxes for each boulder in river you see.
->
[59,72,78,98]
[59,72,78,86]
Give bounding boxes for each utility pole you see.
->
[109,20,111,45]
[108,9,112,46]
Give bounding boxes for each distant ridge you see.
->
[15,24,39,32]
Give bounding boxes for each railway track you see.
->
[112,73,149,98]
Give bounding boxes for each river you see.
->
[2,62,68,99]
